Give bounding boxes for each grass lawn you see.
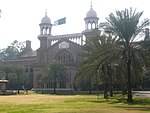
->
[0,93,149,113]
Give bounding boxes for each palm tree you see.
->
[77,34,120,98]
[75,70,98,94]
[43,60,68,94]
[101,8,149,102]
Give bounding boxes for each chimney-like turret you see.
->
[26,40,32,51]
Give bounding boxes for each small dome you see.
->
[86,7,97,17]
[41,15,51,24]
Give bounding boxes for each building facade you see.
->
[0,5,100,91]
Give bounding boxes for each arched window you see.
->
[92,22,96,29]
[56,50,75,63]
[87,22,91,29]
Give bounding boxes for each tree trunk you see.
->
[17,77,20,94]
[122,83,127,95]
[110,85,113,97]
[127,59,133,102]
[122,87,127,95]
[104,82,109,99]
[102,65,109,99]
[53,76,56,94]
[108,65,113,97]
[109,71,113,97]
[18,89,20,94]
[89,77,92,94]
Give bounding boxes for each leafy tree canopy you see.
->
[0,40,25,61]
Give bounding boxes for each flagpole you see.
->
[65,18,67,35]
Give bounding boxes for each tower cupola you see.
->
[84,3,99,30]
[82,3,100,44]
[39,10,52,35]
[86,5,97,18]
[41,11,51,24]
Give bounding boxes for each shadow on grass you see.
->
[114,105,150,111]
[87,95,150,112]
[87,99,109,103]
[113,97,150,112]
[108,95,150,105]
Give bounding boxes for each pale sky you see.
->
[0,0,149,50]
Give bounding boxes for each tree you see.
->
[77,34,120,98]
[25,67,33,90]
[75,71,98,94]
[13,66,26,94]
[42,60,68,94]
[0,40,25,61]
[101,8,149,102]
[0,66,13,80]
[0,66,14,90]
[0,66,27,92]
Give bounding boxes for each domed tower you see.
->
[38,11,52,64]
[85,3,99,30]
[39,11,52,35]
[82,3,100,42]
[38,10,52,49]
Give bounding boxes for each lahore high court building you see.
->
[0,4,100,91]
[1,4,149,91]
